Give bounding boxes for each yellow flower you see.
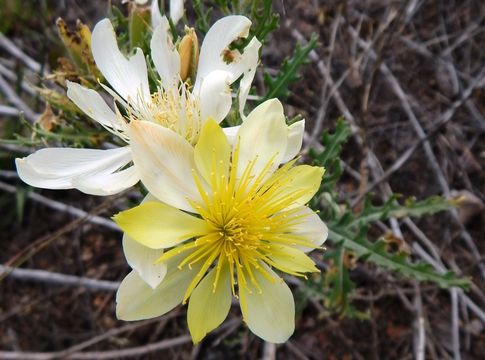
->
[114,99,328,343]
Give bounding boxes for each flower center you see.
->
[157,144,317,302]
[128,84,201,145]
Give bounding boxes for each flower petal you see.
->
[129,120,201,211]
[170,0,184,24]
[282,120,304,162]
[16,146,131,190]
[236,99,287,179]
[194,119,231,185]
[198,70,232,123]
[122,194,166,288]
[66,81,123,131]
[151,16,180,87]
[222,125,240,147]
[123,233,166,289]
[113,201,209,249]
[188,264,232,343]
[195,15,252,89]
[239,265,295,343]
[290,207,328,252]
[238,37,261,117]
[272,164,324,207]
[72,165,139,196]
[151,0,163,28]
[91,19,150,103]
[116,252,203,321]
[268,245,318,274]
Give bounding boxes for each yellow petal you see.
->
[113,202,209,249]
[265,164,324,209]
[187,264,232,343]
[267,245,318,275]
[194,118,231,186]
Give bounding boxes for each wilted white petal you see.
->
[151,16,180,87]
[92,19,150,103]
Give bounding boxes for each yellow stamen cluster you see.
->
[129,85,201,145]
[158,144,318,303]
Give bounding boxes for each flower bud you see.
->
[178,28,199,83]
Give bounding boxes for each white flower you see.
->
[16,15,262,196]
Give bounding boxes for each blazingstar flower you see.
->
[113,99,328,343]
[16,14,261,195]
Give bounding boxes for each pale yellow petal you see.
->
[116,253,202,320]
[236,99,287,181]
[129,120,202,211]
[187,264,232,343]
[113,202,209,249]
[239,265,294,343]
[290,207,328,252]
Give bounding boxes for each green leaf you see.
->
[260,33,318,102]
[309,119,352,196]
[327,226,470,289]
[323,246,368,318]
[348,196,456,229]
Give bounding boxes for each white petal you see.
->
[129,121,202,212]
[123,234,166,289]
[151,17,180,87]
[73,165,139,196]
[290,207,328,252]
[66,81,123,131]
[194,15,252,91]
[92,19,150,103]
[236,99,287,179]
[222,125,240,147]
[170,0,184,24]
[16,147,131,190]
[198,70,232,123]
[239,265,295,343]
[238,37,261,117]
[282,120,304,162]
[116,253,202,321]
[151,0,163,29]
